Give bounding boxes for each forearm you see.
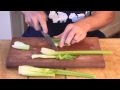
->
[76,11,115,32]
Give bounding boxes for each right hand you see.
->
[21,11,48,33]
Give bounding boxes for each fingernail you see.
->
[72,41,75,44]
[59,44,63,48]
[65,43,70,46]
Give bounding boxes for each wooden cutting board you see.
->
[6,37,105,68]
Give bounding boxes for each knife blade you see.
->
[41,30,58,51]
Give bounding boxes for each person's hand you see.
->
[21,11,48,33]
[54,21,90,48]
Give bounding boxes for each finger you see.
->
[65,29,76,45]
[59,24,73,48]
[31,16,41,31]
[25,17,32,26]
[71,33,80,44]
[78,34,86,42]
[28,19,34,28]
[71,40,76,44]
[37,14,48,33]
[73,32,82,43]
[72,33,83,44]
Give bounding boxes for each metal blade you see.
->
[41,31,58,51]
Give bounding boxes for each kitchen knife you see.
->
[41,30,58,51]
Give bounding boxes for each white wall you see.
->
[0,11,12,39]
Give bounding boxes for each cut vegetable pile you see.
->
[19,65,96,79]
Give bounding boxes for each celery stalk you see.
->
[19,65,55,76]
[41,47,113,55]
[12,41,30,50]
[52,38,59,47]
[31,54,56,59]
[52,38,71,47]
[52,38,60,43]
[54,69,96,79]
[18,65,96,79]
[19,69,55,76]
[32,54,76,60]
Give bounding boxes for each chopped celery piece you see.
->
[19,65,55,76]
[41,47,113,56]
[32,54,76,60]
[54,43,59,47]
[56,54,76,60]
[52,38,60,43]
[12,41,30,50]
[52,38,71,47]
[18,65,96,79]
[41,47,56,55]
[31,54,56,59]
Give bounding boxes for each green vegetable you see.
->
[12,41,30,50]
[52,38,60,43]
[19,65,96,79]
[54,69,95,79]
[32,54,56,59]
[52,38,71,47]
[56,54,76,60]
[41,47,113,56]
[31,54,76,60]
[19,65,55,76]
[52,38,60,46]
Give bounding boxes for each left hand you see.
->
[54,22,90,48]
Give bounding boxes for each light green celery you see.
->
[54,43,59,47]
[52,38,60,43]
[52,38,71,47]
[41,47,113,56]
[31,54,56,59]
[18,65,96,79]
[32,54,76,60]
[54,69,96,79]
[12,41,30,50]
[19,65,55,76]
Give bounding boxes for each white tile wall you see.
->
[0,11,12,39]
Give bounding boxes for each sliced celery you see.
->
[32,54,76,60]
[19,65,55,77]
[52,38,71,47]
[12,41,30,50]
[31,54,56,59]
